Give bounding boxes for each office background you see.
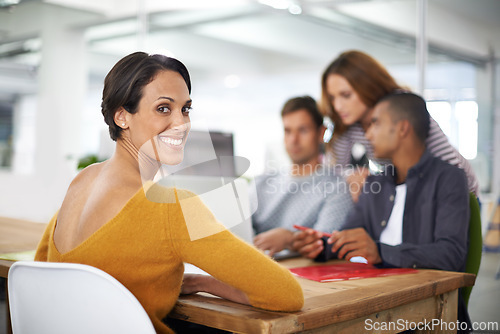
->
[0,0,500,329]
[0,0,499,228]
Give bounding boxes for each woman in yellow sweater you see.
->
[35,52,303,334]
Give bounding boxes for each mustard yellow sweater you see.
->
[35,183,304,334]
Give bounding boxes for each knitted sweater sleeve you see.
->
[169,189,304,312]
[34,213,57,261]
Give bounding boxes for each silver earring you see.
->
[122,123,126,127]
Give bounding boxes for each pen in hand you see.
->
[293,225,332,238]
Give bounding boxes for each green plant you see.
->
[77,154,102,170]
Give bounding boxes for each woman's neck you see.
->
[111,137,161,184]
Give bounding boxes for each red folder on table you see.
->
[290,262,418,282]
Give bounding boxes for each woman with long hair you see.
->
[320,50,478,198]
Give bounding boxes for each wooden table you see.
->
[0,217,476,333]
[0,217,47,334]
[0,217,47,277]
[169,257,475,333]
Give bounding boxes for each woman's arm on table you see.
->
[181,274,250,305]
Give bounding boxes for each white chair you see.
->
[8,261,156,334]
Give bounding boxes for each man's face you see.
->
[365,101,400,159]
[283,109,323,165]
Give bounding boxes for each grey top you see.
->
[250,166,354,235]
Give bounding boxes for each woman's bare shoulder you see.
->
[55,161,140,252]
[69,161,107,189]
[68,160,141,199]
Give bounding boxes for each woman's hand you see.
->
[181,273,250,305]
[180,274,203,295]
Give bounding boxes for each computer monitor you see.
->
[172,130,236,177]
[98,129,237,177]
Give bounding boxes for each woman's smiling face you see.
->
[125,70,192,165]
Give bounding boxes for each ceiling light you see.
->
[288,4,302,15]
[258,0,302,15]
[0,0,20,8]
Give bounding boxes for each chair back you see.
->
[8,261,156,334]
[462,193,482,307]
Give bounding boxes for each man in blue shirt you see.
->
[293,91,471,329]
[293,92,469,270]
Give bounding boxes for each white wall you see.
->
[1,1,499,222]
[0,4,92,222]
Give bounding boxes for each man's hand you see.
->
[328,228,382,264]
[253,228,293,257]
[291,229,325,259]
